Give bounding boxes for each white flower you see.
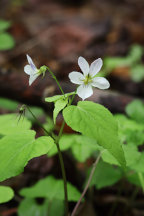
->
[69,56,110,100]
[24,54,40,86]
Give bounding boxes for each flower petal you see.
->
[26,54,37,71]
[92,77,110,89]
[89,58,103,77]
[24,65,33,75]
[69,71,84,84]
[77,84,93,100]
[29,74,39,86]
[78,56,89,76]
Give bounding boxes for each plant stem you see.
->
[71,153,101,216]
[55,141,69,215]
[26,106,50,135]
[26,105,69,215]
[46,66,65,96]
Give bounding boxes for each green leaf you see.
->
[0,97,18,111]
[125,100,144,124]
[0,130,35,182]
[128,44,143,64]
[18,198,64,216]
[0,114,31,135]
[0,19,11,32]
[45,92,75,103]
[130,153,144,173]
[59,134,102,162]
[53,98,68,124]
[0,131,54,182]
[20,176,81,202]
[126,172,144,189]
[0,32,15,50]
[29,136,55,160]
[102,144,140,167]
[47,135,71,157]
[104,57,131,70]
[63,101,126,167]
[130,65,144,82]
[88,160,122,189]
[0,186,14,204]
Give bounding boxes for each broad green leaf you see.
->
[128,44,143,64]
[0,186,14,204]
[45,92,75,103]
[130,153,144,173]
[0,19,11,32]
[0,132,54,182]
[88,161,122,189]
[130,65,144,82]
[47,135,72,157]
[104,57,131,69]
[60,134,102,162]
[0,97,18,111]
[0,32,15,50]
[20,176,81,202]
[127,172,144,189]
[125,100,144,124]
[29,136,55,160]
[53,98,68,124]
[0,131,35,182]
[18,198,64,216]
[102,144,140,167]
[63,101,126,167]
[0,114,31,135]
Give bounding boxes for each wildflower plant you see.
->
[0,54,127,216]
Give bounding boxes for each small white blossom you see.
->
[69,56,110,100]
[24,54,40,86]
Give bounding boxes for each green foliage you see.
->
[53,98,68,124]
[45,92,75,103]
[104,44,144,82]
[88,160,122,189]
[0,19,15,50]
[63,101,126,167]
[130,65,144,82]
[48,134,102,161]
[101,141,141,167]
[0,130,35,181]
[0,114,55,182]
[20,176,81,202]
[0,186,14,204]
[43,116,55,134]
[0,32,15,50]
[0,97,18,111]
[125,100,144,124]
[45,92,75,124]
[60,134,101,162]
[0,19,11,32]
[29,136,55,160]
[0,114,31,135]
[25,106,44,123]
[115,114,144,146]
[18,198,64,216]
[0,132,55,182]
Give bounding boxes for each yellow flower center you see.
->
[83,75,92,85]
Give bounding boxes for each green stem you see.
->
[26,105,69,215]
[55,141,69,215]
[46,66,65,96]
[26,106,49,135]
